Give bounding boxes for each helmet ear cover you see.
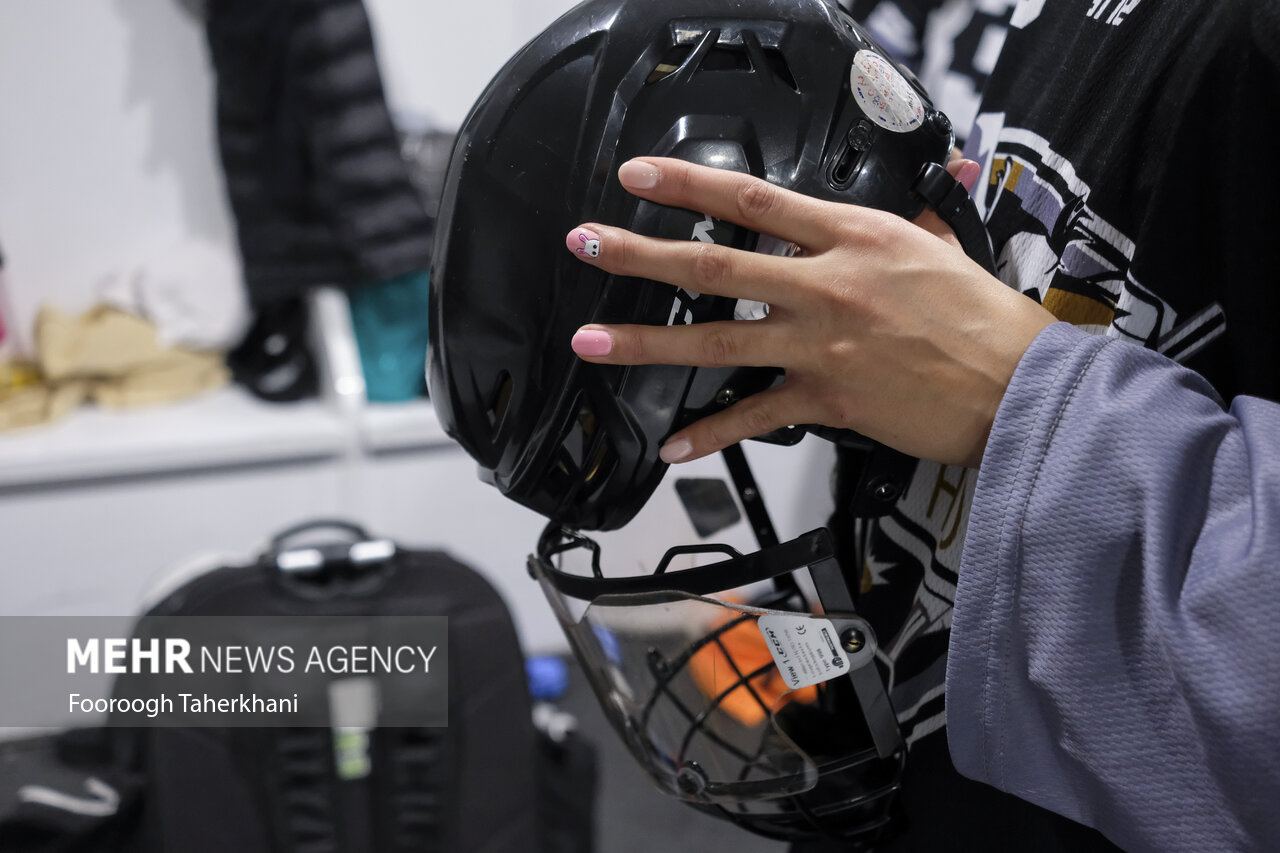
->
[427,0,963,533]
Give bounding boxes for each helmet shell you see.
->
[428,0,953,530]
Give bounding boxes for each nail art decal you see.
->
[567,227,601,258]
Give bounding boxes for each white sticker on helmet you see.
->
[849,49,924,133]
[757,613,850,691]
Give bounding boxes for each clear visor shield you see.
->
[530,531,888,806]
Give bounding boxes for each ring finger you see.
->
[571,318,790,369]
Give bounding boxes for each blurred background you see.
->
[0,0,591,653]
[0,2,838,851]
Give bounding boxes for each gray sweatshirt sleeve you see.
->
[947,321,1280,852]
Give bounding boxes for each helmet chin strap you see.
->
[912,161,998,275]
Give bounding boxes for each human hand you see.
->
[565,157,1056,468]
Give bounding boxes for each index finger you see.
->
[618,157,841,251]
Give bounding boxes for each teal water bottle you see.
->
[348,269,431,402]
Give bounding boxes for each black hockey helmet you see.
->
[427,0,959,532]
[422,0,998,842]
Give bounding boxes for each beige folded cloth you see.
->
[0,361,89,431]
[0,306,229,431]
[37,304,229,405]
[91,347,228,408]
[37,305,168,381]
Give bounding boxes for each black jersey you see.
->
[825,2,1280,849]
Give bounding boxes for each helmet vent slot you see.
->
[644,39,796,91]
[487,371,513,432]
[829,120,875,190]
[700,44,752,73]
[558,403,598,471]
[762,49,797,90]
[646,45,694,84]
[553,403,617,504]
[830,144,864,188]
[581,437,613,486]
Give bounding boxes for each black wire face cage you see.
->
[530,523,906,844]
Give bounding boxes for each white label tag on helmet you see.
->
[757,613,850,691]
[850,49,924,133]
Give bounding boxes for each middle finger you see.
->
[567,223,803,305]
[618,157,842,252]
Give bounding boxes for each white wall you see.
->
[0,0,580,347]
[0,0,235,344]
[0,0,581,649]
[365,0,582,130]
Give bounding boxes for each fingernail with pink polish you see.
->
[957,160,981,193]
[659,438,693,464]
[571,328,612,357]
[618,160,659,190]
[566,227,601,258]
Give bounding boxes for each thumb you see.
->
[953,158,981,192]
[912,158,981,245]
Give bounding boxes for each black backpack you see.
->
[110,520,586,853]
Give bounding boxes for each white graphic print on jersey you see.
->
[869,113,1223,748]
[968,115,1225,356]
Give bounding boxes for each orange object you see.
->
[690,608,818,728]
